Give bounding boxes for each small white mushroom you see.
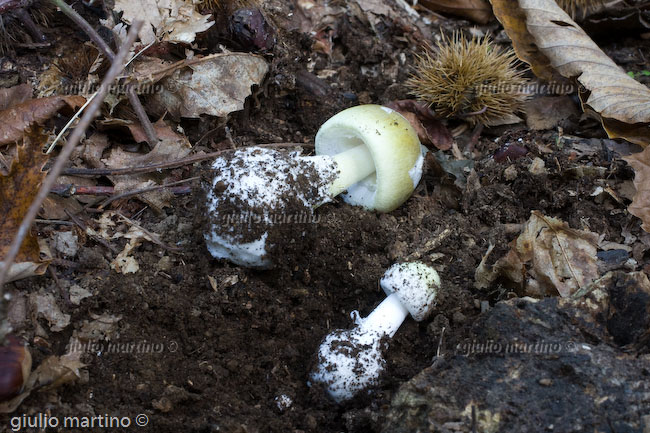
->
[309,262,440,403]
[204,105,424,268]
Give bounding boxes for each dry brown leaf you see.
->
[79,133,111,169]
[0,129,52,282]
[386,100,453,150]
[419,0,493,24]
[524,95,580,130]
[0,84,33,111]
[491,0,650,146]
[127,119,187,145]
[353,0,419,30]
[0,349,86,413]
[29,291,71,332]
[101,122,191,211]
[294,0,346,35]
[0,96,85,146]
[147,53,268,119]
[76,313,122,341]
[623,147,650,232]
[113,0,214,45]
[475,211,599,297]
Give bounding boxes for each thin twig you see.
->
[127,86,158,145]
[48,0,158,147]
[458,106,488,118]
[0,21,143,291]
[116,212,182,253]
[47,92,97,154]
[97,177,199,209]
[50,185,114,196]
[50,184,192,197]
[64,209,118,254]
[61,144,310,177]
[35,219,75,226]
[47,0,114,61]
[63,151,227,176]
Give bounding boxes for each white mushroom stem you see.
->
[356,293,408,340]
[328,144,375,198]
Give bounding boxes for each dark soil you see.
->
[1,1,649,432]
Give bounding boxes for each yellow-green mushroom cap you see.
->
[315,105,423,213]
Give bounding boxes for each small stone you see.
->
[539,378,553,386]
[528,157,547,175]
[69,285,93,306]
[52,231,78,257]
[275,394,293,412]
[156,256,172,272]
[452,311,466,325]
[226,359,239,372]
[504,165,518,181]
[152,397,172,412]
[305,415,318,430]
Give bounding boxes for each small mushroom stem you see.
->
[357,293,408,339]
[328,144,375,197]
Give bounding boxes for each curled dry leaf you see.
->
[101,121,192,211]
[0,84,32,111]
[0,96,85,146]
[475,211,599,297]
[419,0,493,24]
[76,313,122,341]
[29,291,71,332]
[0,129,52,283]
[113,0,214,45]
[386,100,453,150]
[145,53,268,119]
[490,0,650,146]
[524,95,580,130]
[0,349,85,414]
[623,147,650,232]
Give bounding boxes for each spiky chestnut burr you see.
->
[196,0,258,15]
[406,33,528,126]
[0,0,53,52]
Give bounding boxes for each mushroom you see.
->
[309,262,440,403]
[203,104,424,268]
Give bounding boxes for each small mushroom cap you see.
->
[315,105,423,213]
[379,262,441,322]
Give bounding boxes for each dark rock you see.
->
[383,271,650,433]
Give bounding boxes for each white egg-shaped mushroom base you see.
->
[309,327,385,403]
[203,147,336,269]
